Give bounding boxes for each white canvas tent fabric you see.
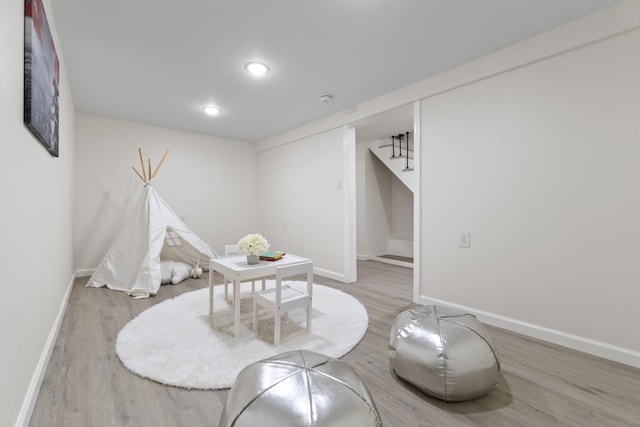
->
[87,184,217,298]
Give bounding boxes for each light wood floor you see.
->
[31,261,640,426]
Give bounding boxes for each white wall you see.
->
[420,23,640,362]
[0,0,76,425]
[356,143,391,256]
[74,113,258,268]
[257,128,346,279]
[391,176,413,241]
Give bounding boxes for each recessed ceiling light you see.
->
[202,106,221,116]
[245,62,269,76]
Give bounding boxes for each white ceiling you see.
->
[50,0,620,142]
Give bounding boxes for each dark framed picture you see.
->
[24,0,60,157]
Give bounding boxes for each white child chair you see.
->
[253,261,313,346]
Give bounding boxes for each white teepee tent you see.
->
[86,149,217,298]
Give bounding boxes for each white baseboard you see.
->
[387,238,413,258]
[357,252,385,260]
[313,267,351,284]
[357,253,413,268]
[15,273,75,427]
[74,268,95,278]
[77,265,345,284]
[370,256,412,269]
[418,295,640,369]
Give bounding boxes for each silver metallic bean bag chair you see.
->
[219,349,383,427]
[389,305,500,402]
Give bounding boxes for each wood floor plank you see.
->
[30,261,640,426]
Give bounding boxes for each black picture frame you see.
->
[24,0,60,157]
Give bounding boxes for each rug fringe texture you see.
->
[116,281,369,389]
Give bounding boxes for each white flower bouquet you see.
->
[238,233,270,256]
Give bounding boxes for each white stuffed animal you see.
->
[190,260,203,279]
[160,260,192,285]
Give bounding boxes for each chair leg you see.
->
[306,304,312,332]
[274,309,281,346]
[251,280,255,294]
[224,279,229,301]
[253,298,258,331]
[261,278,266,291]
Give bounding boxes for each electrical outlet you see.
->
[459,231,471,248]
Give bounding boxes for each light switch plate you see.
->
[459,231,471,248]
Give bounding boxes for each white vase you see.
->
[247,254,259,265]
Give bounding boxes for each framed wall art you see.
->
[24,0,60,157]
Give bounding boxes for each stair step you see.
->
[367,144,415,193]
[378,143,414,153]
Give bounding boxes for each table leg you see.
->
[209,268,215,316]
[234,278,241,337]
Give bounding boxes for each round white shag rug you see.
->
[116,281,368,389]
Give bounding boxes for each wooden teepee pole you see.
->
[132,148,170,182]
[131,166,145,182]
[138,147,147,182]
[152,149,170,179]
